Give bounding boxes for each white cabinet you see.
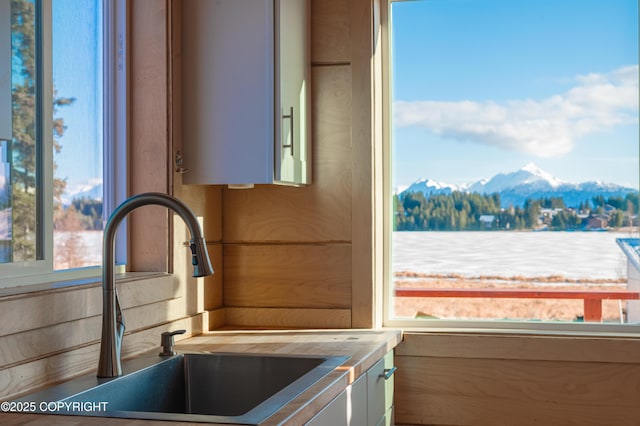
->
[1,0,11,141]
[306,372,368,426]
[181,0,311,187]
[367,351,395,426]
[307,351,395,426]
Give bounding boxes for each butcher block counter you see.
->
[1,329,402,425]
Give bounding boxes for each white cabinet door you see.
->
[181,0,310,186]
[307,351,396,426]
[182,0,274,185]
[306,373,368,426]
[275,0,310,185]
[366,351,395,426]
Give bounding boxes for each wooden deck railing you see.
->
[394,288,640,322]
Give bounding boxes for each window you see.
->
[0,0,126,288]
[384,0,640,331]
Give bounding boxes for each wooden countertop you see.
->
[1,329,402,425]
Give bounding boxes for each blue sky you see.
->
[52,0,102,199]
[391,0,639,190]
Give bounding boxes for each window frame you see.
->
[380,0,640,335]
[0,0,127,289]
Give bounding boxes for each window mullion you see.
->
[39,0,53,270]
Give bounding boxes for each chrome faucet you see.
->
[97,192,214,378]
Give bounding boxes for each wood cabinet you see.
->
[181,0,311,187]
[307,351,395,426]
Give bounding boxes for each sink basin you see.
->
[17,352,348,424]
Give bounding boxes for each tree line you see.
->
[54,198,103,232]
[394,191,639,231]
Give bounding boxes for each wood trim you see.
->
[207,307,227,330]
[225,307,351,329]
[350,0,375,328]
[397,332,640,364]
[128,0,171,272]
[395,288,640,300]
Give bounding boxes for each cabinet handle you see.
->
[379,366,396,380]
[282,106,294,156]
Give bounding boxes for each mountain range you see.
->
[60,182,103,206]
[400,163,638,208]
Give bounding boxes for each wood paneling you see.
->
[0,275,187,381]
[0,296,192,368]
[394,333,640,426]
[0,315,203,400]
[395,355,640,426]
[129,0,171,272]
[350,0,376,328]
[0,274,178,337]
[202,244,223,310]
[225,307,351,329]
[223,244,351,308]
[311,0,351,64]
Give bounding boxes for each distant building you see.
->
[587,216,608,229]
[478,215,495,228]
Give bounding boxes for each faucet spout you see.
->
[97,192,214,378]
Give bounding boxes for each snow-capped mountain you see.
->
[401,178,462,196]
[60,182,103,206]
[400,163,638,208]
[468,163,563,194]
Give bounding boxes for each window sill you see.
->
[395,329,640,364]
[383,320,640,338]
[0,270,166,299]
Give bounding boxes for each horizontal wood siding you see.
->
[395,333,640,425]
[0,275,205,399]
[225,307,351,329]
[223,244,351,309]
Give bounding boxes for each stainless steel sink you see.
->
[17,352,348,424]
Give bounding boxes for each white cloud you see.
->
[393,65,639,158]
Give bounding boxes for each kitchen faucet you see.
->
[97,192,214,378]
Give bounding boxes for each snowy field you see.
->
[393,231,637,281]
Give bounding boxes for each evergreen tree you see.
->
[10,0,74,261]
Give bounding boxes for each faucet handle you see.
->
[159,329,186,356]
